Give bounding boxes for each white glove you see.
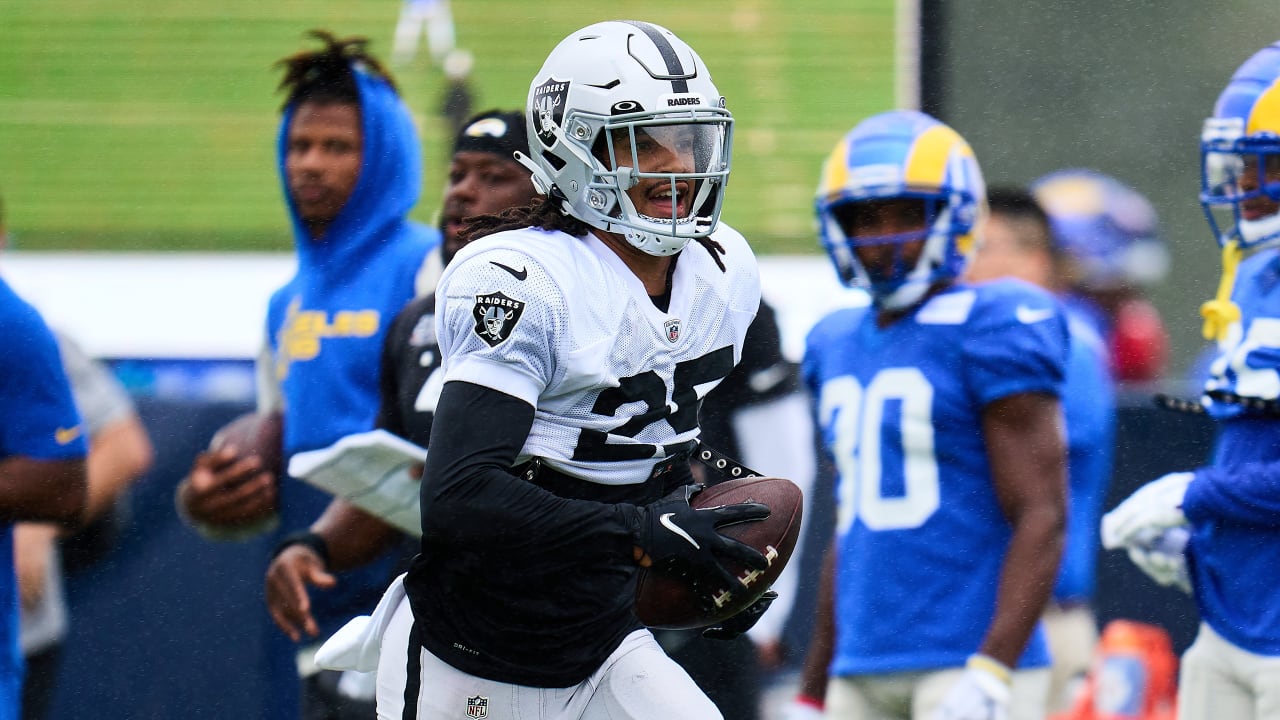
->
[779,698,825,720]
[929,655,1011,720]
[1100,472,1195,550]
[1126,526,1192,594]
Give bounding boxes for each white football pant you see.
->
[1179,622,1280,720]
[376,595,722,719]
[826,665,1050,720]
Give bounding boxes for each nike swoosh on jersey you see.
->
[54,426,82,445]
[659,512,701,549]
[1015,305,1055,324]
[490,261,528,281]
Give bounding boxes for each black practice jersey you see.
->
[697,299,800,461]
[375,293,444,446]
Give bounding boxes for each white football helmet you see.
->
[515,20,733,256]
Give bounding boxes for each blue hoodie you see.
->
[262,64,437,715]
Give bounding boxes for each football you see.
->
[635,476,804,630]
[209,410,284,478]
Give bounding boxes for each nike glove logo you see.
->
[490,261,528,281]
[659,513,701,549]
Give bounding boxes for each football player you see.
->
[966,188,1116,713]
[789,110,1068,720]
[264,108,537,642]
[1031,170,1170,383]
[374,20,773,720]
[174,31,440,720]
[1101,41,1280,720]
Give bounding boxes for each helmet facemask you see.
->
[583,109,732,255]
[1201,119,1280,251]
[819,192,976,311]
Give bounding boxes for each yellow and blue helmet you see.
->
[1032,169,1168,290]
[1201,42,1280,250]
[815,110,985,310]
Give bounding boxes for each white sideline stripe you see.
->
[1,252,867,361]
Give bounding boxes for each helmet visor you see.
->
[601,116,730,226]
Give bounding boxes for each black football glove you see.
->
[702,590,778,640]
[631,484,771,594]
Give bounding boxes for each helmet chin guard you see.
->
[522,21,733,256]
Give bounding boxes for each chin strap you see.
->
[513,151,554,196]
[1200,239,1242,342]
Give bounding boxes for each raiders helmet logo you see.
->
[472,292,526,347]
[466,695,489,719]
[532,77,569,149]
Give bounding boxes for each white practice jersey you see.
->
[435,224,760,486]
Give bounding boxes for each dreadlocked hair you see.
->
[275,29,398,111]
[458,195,591,245]
[459,195,730,271]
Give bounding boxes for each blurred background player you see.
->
[15,331,153,720]
[0,212,89,718]
[174,30,438,720]
[265,107,536,646]
[390,0,456,68]
[965,187,1116,714]
[655,297,816,720]
[389,0,476,142]
[1101,40,1280,720]
[792,110,1068,720]
[1,194,154,720]
[1031,169,1170,384]
[375,20,774,719]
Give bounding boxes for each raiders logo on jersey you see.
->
[472,292,526,347]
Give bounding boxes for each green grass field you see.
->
[0,0,899,253]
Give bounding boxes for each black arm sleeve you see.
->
[420,381,639,556]
[374,304,409,437]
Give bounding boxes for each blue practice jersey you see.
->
[1183,247,1280,655]
[1055,311,1115,604]
[803,280,1067,676]
[0,278,86,718]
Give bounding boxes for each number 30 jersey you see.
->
[435,223,760,486]
[802,279,1068,675]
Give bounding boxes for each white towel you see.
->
[314,573,408,673]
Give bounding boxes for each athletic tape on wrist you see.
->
[966,653,1012,685]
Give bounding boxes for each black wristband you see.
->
[272,530,330,569]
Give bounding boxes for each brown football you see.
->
[634,476,803,630]
[209,410,284,478]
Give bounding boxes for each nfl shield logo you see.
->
[466,695,489,719]
[664,318,681,343]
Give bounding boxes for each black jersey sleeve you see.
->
[699,299,800,455]
[421,380,637,557]
[374,305,408,437]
